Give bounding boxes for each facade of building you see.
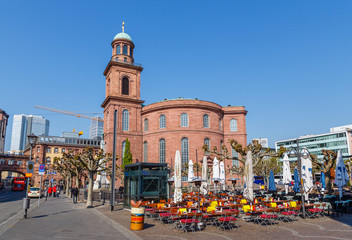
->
[23,135,101,187]
[275,125,352,161]
[253,138,269,148]
[89,117,103,139]
[0,109,9,153]
[102,28,248,179]
[10,114,49,153]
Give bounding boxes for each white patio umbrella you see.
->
[200,156,208,195]
[212,157,220,194]
[220,161,225,190]
[173,150,183,203]
[335,150,349,199]
[188,160,195,182]
[282,153,292,194]
[301,155,313,200]
[212,157,220,180]
[93,139,109,189]
[243,151,254,202]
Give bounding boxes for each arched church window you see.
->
[230,119,238,132]
[123,45,128,55]
[144,118,148,131]
[159,139,165,163]
[122,77,129,95]
[159,115,166,129]
[203,114,209,128]
[116,45,121,54]
[122,110,129,131]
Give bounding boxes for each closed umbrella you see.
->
[173,150,183,203]
[301,156,313,200]
[282,153,292,194]
[320,171,326,192]
[335,150,349,199]
[188,160,194,182]
[212,157,220,180]
[243,150,254,202]
[293,168,300,193]
[220,161,225,190]
[268,170,276,192]
[200,156,208,195]
[212,157,220,194]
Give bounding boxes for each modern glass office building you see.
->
[10,114,50,152]
[89,117,103,140]
[275,125,352,161]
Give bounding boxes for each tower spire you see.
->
[122,21,125,33]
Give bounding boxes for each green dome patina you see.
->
[113,32,132,41]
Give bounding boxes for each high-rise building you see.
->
[10,114,49,152]
[0,109,9,153]
[89,117,103,139]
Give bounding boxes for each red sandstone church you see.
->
[102,25,247,173]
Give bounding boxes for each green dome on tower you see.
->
[113,22,132,41]
[113,32,132,41]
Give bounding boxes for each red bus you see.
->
[11,177,26,191]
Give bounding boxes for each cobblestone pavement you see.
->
[96,204,352,240]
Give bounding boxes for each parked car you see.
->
[28,187,43,198]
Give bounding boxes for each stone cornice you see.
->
[142,100,224,115]
[103,61,143,76]
[101,96,145,108]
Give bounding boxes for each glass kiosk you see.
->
[124,163,168,208]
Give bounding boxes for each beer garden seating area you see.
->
[140,189,352,234]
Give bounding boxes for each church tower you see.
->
[102,23,144,162]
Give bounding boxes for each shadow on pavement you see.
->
[143,223,155,229]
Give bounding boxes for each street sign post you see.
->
[39,164,45,176]
[27,161,34,174]
[38,164,45,207]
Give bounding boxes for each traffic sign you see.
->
[25,173,32,177]
[39,164,45,175]
[27,161,34,173]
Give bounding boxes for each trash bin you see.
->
[130,207,145,230]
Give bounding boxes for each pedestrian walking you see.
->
[53,185,57,197]
[48,186,52,196]
[72,186,78,204]
[118,185,124,200]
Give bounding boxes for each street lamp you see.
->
[288,139,310,219]
[24,133,37,218]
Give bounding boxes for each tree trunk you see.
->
[66,176,70,196]
[86,171,94,208]
[325,174,332,195]
[76,176,79,190]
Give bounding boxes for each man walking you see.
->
[72,186,78,204]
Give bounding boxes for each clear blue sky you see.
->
[1,1,352,151]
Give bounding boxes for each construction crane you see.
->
[35,106,104,122]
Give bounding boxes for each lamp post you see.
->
[227,178,240,196]
[288,139,310,219]
[24,133,38,218]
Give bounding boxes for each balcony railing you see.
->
[110,57,142,67]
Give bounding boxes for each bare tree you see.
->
[311,150,337,194]
[78,147,112,208]
[203,139,286,183]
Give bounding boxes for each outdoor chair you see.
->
[217,212,238,231]
[178,213,201,233]
[306,204,323,219]
[258,208,278,226]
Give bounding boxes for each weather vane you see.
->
[122,21,125,33]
